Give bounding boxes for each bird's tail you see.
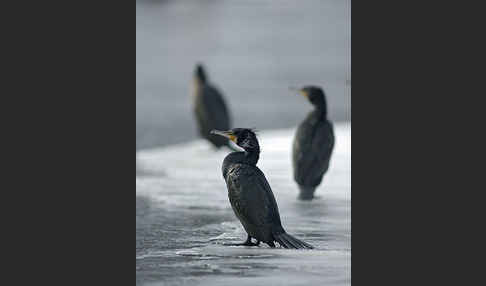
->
[298,185,316,200]
[273,232,314,249]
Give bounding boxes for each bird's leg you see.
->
[224,235,259,246]
[241,235,256,246]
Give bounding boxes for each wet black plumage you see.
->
[292,86,335,200]
[193,64,232,148]
[211,128,314,249]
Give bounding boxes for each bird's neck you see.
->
[231,148,260,165]
[244,147,260,165]
[222,149,260,178]
[193,78,206,91]
[314,104,327,120]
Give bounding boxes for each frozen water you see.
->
[136,123,350,285]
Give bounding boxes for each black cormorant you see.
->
[211,128,314,249]
[193,64,232,149]
[292,86,335,200]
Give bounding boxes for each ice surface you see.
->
[136,123,350,285]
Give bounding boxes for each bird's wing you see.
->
[292,116,315,182]
[313,120,335,164]
[201,85,231,130]
[226,165,282,228]
[293,120,335,185]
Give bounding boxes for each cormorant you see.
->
[192,64,232,149]
[292,86,335,200]
[211,128,314,249]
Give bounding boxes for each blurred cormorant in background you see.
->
[292,86,335,200]
[211,128,314,249]
[193,64,232,149]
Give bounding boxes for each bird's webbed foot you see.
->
[224,235,260,246]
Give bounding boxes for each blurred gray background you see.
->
[136,0,350,150]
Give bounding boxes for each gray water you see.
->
[136,0,350,150]
[137,1,351,285]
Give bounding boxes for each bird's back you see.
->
[224,163,283,242]
[292,111,335,187]
[194,84,231,147]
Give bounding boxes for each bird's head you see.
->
[210,128,259,151]
[194,63,207,84]
[291,85,327,111]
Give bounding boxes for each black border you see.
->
[3,0,484,284]
[3,0,135,284]
[352,1,484,284]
